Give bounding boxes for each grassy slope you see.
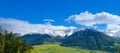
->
[31,44,106,53]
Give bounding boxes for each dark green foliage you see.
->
[0,33,4,53]
[111,43,120,53]
[0,30,33,53]
[60,29,119,51]
[116,45,120,53]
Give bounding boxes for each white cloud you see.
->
[0,18,76,36]
[66,11,120,36]
[106,24,120,36]
[43,19,55,22]
[43,19,55,25]
[66,11,120,26]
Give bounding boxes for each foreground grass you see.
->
[31,44,106,53]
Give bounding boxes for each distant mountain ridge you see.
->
[60,29,120,50]
[21,33,64,45]
[21,34,55,45]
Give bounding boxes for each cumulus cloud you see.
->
[66,11,120,36]
[66,11,120,26]
[0,18,76,36]
[106,24,120,36]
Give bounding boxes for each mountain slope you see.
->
[20,33,65,45]
[21,33,55,45]
[60,29,119,50]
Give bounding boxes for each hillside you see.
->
[31,44,105,53]
[21,33,64,45]
[21,33,55,45]
[61,29,119,51]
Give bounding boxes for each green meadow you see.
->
[31,44,106,53]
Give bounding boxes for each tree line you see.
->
[0,26,33,53]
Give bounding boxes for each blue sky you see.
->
[1,0,120,36]
[0,0,120,26]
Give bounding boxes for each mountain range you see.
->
[20,29,120,51]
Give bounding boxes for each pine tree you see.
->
[0,26,4,53]
[0,26,33,53]
[0,32,4,53]
[116,45,120,53]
